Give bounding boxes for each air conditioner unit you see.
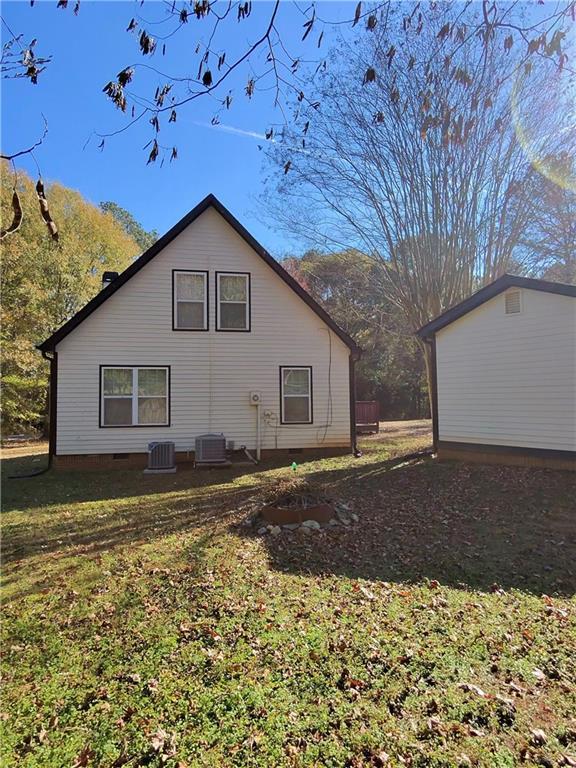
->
[195,433,229,466]
[249,391,262,405]
[144,441,176,474]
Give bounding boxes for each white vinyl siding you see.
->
[281,367,312,424]
[54,207,351,454]
[216,272,249,331]
[101,367,169,427]
[173,270,207,330]
[436,288,576,451]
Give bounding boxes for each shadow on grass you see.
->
[2,483,255,562]
[1,450,299,514]
[242,455,576,597]
[4,442,574,598]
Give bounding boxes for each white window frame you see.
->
[173,270,208,330]
[100,366,169,427]
[216,272,250,331]
[280,366,313,425]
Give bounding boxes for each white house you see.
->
[38,195,361,469]
[417,274,576,470]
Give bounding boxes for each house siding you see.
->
[55,207,351,455]
[436,288,576,451]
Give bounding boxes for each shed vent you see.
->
[505,289,521,314]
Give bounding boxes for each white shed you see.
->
[418,275,576,470]
[38,195,361,469]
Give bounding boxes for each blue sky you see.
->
[1,1,354,255]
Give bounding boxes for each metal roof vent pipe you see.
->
[102,271,119,290]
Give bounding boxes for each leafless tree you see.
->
[263,3,575,401]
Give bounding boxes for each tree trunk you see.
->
[417,338,434,421]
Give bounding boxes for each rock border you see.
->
[255,502,359,536]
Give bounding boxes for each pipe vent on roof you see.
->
[505,289,521,314]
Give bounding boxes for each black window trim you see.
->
[172,269,209,332]
[215,271,251,332]
[279,365,313,425]
[99,364,171,428]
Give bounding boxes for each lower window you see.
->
[101,366,169,427]
[280,366,313,424]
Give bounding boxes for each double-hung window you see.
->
[173,270,208,330]
[101,366,169,426]
[280,367,313,424]
[216,272,250,331]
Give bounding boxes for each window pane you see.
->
[103,398,132,425]
[138,368,167,396]
[176,273,205,301]
[177,301,205,329]
[138,397,167,424]
[220,275,247,302]
[103,368,132,396]
[220,302,247,329]
[283,369,310,396]
[284,396,310,423]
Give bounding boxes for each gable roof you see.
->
[417,274,576,340]
[38,194,360,355]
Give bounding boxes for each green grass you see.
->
[1,426,575,767]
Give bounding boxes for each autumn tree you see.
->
[100,201,158,252]
[1,163,139,433]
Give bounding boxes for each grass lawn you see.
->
[1,423,575,767]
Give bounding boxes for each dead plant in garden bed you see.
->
[256,476,334,511]
[238,476,349,529]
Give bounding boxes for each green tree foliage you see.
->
[283,251,427,419]
[1,164,139,434]
[99,201,158,252]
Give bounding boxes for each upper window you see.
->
[216,272,250,331]
[280,367,313,424]
[173,270,208,330]
[101,366,169,427]
[505,289,522,315]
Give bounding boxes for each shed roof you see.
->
[417,274,576,340]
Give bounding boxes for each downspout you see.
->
[349,351,362,458]
[9,348,56,478]
[255,401,261,461]
[424,337,439,454]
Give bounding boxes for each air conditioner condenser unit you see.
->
[144,441,177,474]
[195,433,231,467]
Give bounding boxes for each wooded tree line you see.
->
[0,163,156,433]
[283,251,428,419]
